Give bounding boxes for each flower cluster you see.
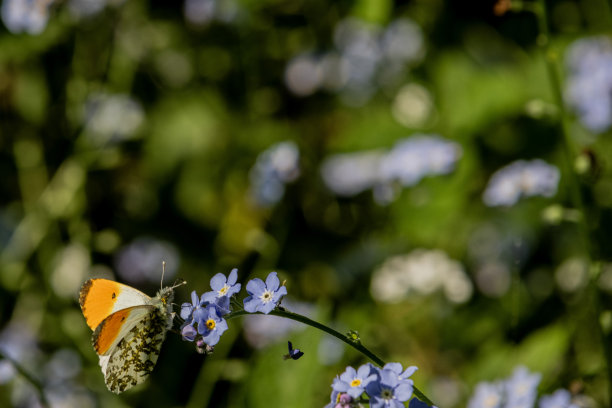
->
[321,135,462,205]
[180,269,288,348]
[326,363,420,408]
[249,141,301,207]
[565,36,612,133]
[482,159,560,207]
[467,366,579,408]
[284,17,424,104]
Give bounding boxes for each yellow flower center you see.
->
[206,319,216,330]
[350,379,362,387]
[218,285,228,295]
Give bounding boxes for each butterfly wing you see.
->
[80,279,151,330]
[93,304,172,394]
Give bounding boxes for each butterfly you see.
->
[79,278,183,393]
[283,341,304,360]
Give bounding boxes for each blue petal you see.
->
[228,268,238,285]
[210,273,227,291]
[265,271,280,290]
[201,291,217,303]
[226,282,241,297]
[243,295,260,313]
[259,299,276,314]
[401,366,418,379]
[380,369,399,387]
[394,383,414,401]
[246,278,266,296]
[384,362,403,376]
[357,363,373,379]
[346,386,364,399]
[190,290,199,306]
[181,324,197,341]
[180,303,193,320]
[339,366,357,383]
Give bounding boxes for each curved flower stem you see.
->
[225,309,435,406]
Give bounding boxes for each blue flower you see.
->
[333,364,378,399]
[382,362,417,385]
[539,389,578,408]
[409,399,438,408]
[366,366,414,408]
[196,305,229,346]
[243,272,288,314]
[181,290,204,323]
[201,268,242,303]
[284,341,304,360]
[181,323,197,342]
[504,366,541,408]
[483,159,560,207]
[467,381,503,408]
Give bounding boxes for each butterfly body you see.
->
[79,279,175,393]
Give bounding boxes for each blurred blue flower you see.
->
[284,341,304,360]
[115,236,179,284]
[243,271,288,314]
[504,366,541,408]
[565,36,612,133]
[539,389,578,408]
[284,17,424,104]
[483,159,560,207]
[249,141,300,206]
[183,0,238,26]
[366,366,414,408]
[467,381,504,408]
[321,135,462,205]
[332,364,378,399]
[196,305,229,346]
[201,268,241,303]
[1,0,52,35]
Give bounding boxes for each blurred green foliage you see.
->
[0,0,612,407]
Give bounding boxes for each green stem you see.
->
[533,1,612,405]
[225,309,435,406]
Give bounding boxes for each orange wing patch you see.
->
[93,308,131,355]
[80,279,123,330]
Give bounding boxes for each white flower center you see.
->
[259,289,273,303]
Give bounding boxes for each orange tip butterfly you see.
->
[79,276,184,393]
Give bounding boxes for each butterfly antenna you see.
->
[161,261,166,290]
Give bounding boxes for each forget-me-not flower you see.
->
[565,36,612,133]
[382,362,417,385]
[201,268,242,303]
[365,366,414,408]
[539,389,579,408]
[332,364,378,399]
[467,381,504,408]
[504,366,541,408]
[181,290,204,323]
[196,305,229,346]
[483,159,560,207]
[243,271,288,314]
